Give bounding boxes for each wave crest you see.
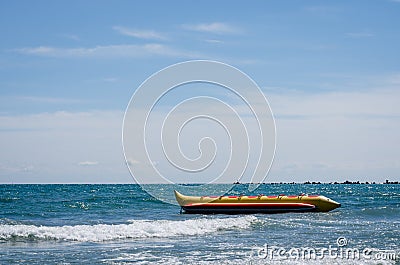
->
[0,216,256,242]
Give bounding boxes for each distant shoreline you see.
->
[241,180,400,185]
[0,180,399,185]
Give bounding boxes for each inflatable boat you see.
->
[174,190,341,214]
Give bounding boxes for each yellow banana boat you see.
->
[174,190,341,214]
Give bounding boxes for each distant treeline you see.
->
[233,180,399,185]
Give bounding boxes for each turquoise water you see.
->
[0,184,399,264]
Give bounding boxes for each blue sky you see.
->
[1,0,400,183]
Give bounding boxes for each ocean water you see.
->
[0,184,399,264]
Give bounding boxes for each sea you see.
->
[0,184,399,264]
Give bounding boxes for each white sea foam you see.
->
[0,216,256,242]
[105,252,397,265]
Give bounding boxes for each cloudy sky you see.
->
[1,0,399,183]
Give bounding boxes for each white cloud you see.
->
[1,74,400,183]
[0,163,35,174]
[182,22,239,34]
[269,88,400,119]
[120,75,400,183]
[18,96,83,104]
[346,31,374,38]
[127,159,141,166]
[205,39,224,44]
[385,73,400,85]
[305,5,339,15]
[113,26,166,40]
[14,44,202,59]
[0,110,131,183]
[102,77,118,83]
[59,33,80,41]
[78,161,99,166]
[266,85,400,182]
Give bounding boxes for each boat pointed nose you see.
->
[330,200,341,210]
[317,196,341,212]
[332,199,341,207]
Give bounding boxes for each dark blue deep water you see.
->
[0,184,399,264]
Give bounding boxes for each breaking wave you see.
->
[0,216,256,242]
